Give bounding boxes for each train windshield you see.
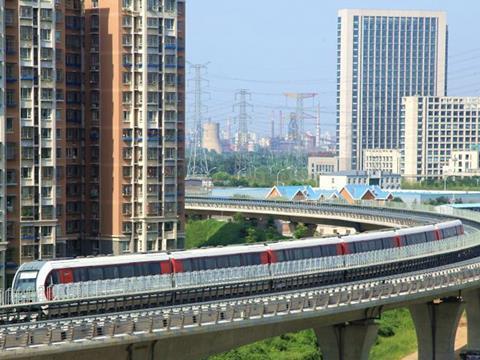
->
[14,271,38,292]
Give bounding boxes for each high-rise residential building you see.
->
[0,0,8,288]
[1,0,185,281]
[336,9,448,171]
[403,96,480,181]
[3,0,84,282]
[83,0,185,255]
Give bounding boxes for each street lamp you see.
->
[276,166,292,186]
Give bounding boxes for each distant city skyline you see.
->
[187,0,480,138]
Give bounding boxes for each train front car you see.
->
[13,253,174,303]
[12,261,49,303]
[435,220,464,239]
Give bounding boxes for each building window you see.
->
[6,118,14,133]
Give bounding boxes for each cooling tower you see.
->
[202,122,222,154]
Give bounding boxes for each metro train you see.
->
[12,220,464,303]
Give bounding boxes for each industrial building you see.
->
[202,122,222,154]
[336,9,448,171]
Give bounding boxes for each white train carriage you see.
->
[12,252,172,302]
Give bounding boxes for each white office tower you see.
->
[336,9,447,170]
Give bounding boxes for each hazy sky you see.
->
[186,0,480,137]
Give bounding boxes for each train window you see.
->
[321,245,336,257]
[291,248,302,260]
[88,267,103,281]
[217,256,229,268]
[311,246,322,258]
[382,237,395,249]
[149,262,161,275]
[119,264,134,278]
[181,260,192,272]
[142,263,151,275]
[442,227,459,238]
[51,270,60,285]
[302,247,313,259]
[103,266,118,279]
[425,231,436,242]
[285,250,294,261]
[242,253,261,265]
[406,232,427,245]
[242,253,251,265]
[14,271,38,291]
[133,263,149,276]
[204,257,216,270]
[229,255,241,267]
[275,250,285,262]
[73,268,88,282]
[190,258,203,271]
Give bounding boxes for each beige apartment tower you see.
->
[84,0,185,254]
[336,9,448,171]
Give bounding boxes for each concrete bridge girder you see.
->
[463,288,480,352]
[409,298,464,360]
[186,208,396,232]
[315,320,379,360]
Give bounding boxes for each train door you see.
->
[58,269,74,283]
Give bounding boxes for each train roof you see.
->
[268,236,341,250]
[17,261,47,272]
[170,244,267,259]
[45,252,171,269]
[396,223,436,236]
[435,219,462,229]
[342,230,397,243]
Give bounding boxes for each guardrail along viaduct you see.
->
[4,197,480,360]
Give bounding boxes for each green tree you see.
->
[293,223,308,239]
[245,227,257,243]
[232,213,245,224]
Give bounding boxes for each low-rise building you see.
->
[308,154,339,180]
[442,149,480,177]
[363,149,401,174]
[265,186,316,201]
[318,171,401,190]
[339,185,394,204]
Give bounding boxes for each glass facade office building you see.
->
[336,9,447,171]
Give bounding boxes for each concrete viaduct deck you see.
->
[4,198,480,360]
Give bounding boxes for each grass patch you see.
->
[185,219,246,249]
[370,308,417,360]
[208,330,320,360]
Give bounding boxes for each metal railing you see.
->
[3,259,480,352]
[52,274,173,301]
[174,264,270,288]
